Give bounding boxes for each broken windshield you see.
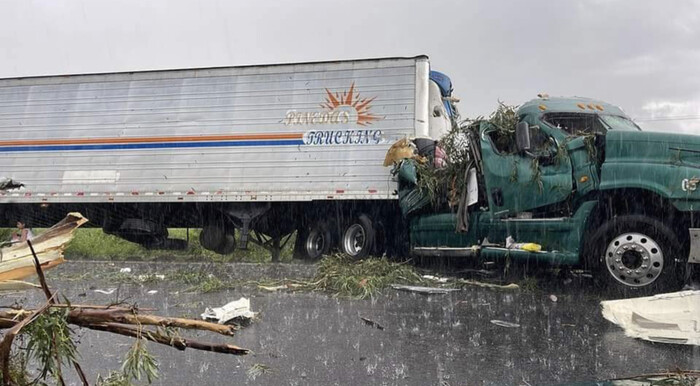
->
[543,112,641,135]
[599,114,642,131]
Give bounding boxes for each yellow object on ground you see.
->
[520,243,542,252]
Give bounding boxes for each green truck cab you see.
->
[403,96,700,293]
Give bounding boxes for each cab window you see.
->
[543,113,607,135]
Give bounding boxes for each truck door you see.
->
[479,122,573,215]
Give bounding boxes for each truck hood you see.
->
[601,130,700,210]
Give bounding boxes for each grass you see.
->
[0,227,296,263]
[309,255,423,299]
[94,255,425,298]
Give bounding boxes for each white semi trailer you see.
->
[0,56,457,259]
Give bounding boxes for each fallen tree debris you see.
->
[490,320,520,328]
[456,279,519,290]
[0,224,249,385]
[390,284,459,295]
[359,316,385,330]
[0,212,87,284]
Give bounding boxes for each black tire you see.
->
[341,214,375,259]
[294,221,332,260]
[588,214,684,295]
[214,233,236,255]
[199,225,225,251]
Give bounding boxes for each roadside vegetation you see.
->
[0,227,295,263]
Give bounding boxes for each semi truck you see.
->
[0,56,454,260]
[400,96,700,293]
[0,55,697,293]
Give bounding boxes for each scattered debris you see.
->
[201,297,257,325]
[422,275,449,283]
[601,290,700,346]
[0,280,40,291]
[0,177,24,191]
[383,138,424,167]
[258,283,303,292]
[505,236,542,252]
[458,279,520,290]
[549,294,558,302]
[0,213,87,285]
[390,284,459,295]
[93,288,117,295]
[247,363,271,380]
[0,243,249,385]
[359,316,385,330]
[310,255,423,299]
[119,267,132,273]
[490,320,520,328]
[147,290,158,295]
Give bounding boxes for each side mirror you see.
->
[515,121,531,152]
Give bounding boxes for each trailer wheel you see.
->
[199,225,225,251]
[214,233,236,255]
[341,214,375,259]
[294,222,332,260]
[589,215,684,295]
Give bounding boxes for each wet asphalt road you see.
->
[4,261,699,386]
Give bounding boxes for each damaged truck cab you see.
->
[407,96,700,292]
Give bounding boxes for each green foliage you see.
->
[311,255,423,299]
[581,134,598,162]
[509,159,519,183]
[413,101,520,209]
[23,307,78,384]
[0,352,30,385]
[488,101,520,132]
[121,338,159,384]
[247,363,271,380]
[554,140,570,166]
[96,371,131,386]
[529,158,544,193]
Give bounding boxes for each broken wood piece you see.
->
[0,308,238,337]
[77,322,249,355]
[0,212,88,282]
[0,280,40,291]
[456,279,520,290]
[359,316,384,330]
[390,284,459,295]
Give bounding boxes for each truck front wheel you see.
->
[589,215,684,294]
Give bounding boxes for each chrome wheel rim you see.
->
[604,232,663,287]
[343,224,366,257]
[305,230,326,259]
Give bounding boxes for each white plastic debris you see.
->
[147,290,158,295]
[601,290,700,346]
[201,297,256,325]
[119,267,132,273]
[549,294,558,302]
[421,275,449,283]
[390,284,458,294]
[490,320,520,328]
[93,288,116,295]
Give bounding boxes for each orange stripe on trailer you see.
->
[0,133,304,147]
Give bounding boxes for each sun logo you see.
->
[321,82,381,126]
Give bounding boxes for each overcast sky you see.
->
[1,0,699,132]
